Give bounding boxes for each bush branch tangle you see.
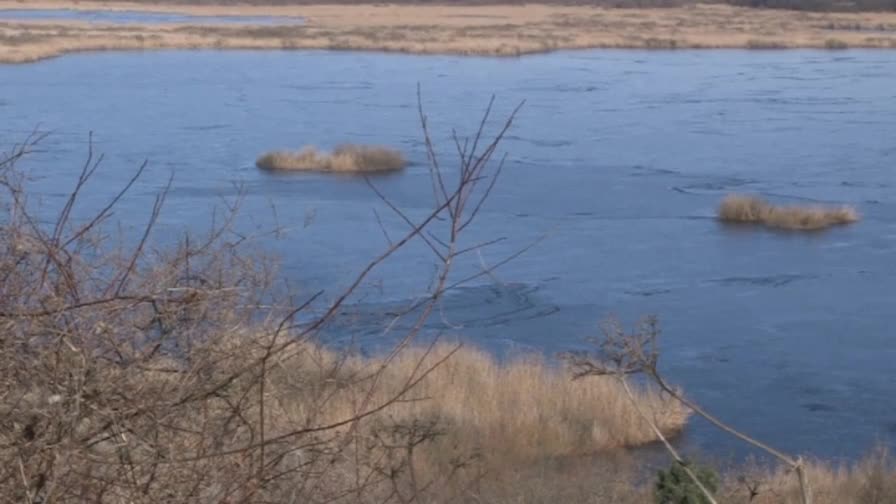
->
[565,317,815,504]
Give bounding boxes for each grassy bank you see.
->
[2,3,896,63]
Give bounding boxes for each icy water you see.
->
[1,49,894,462]
[0,8,303,25]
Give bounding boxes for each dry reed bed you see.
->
[3,3,896,63]
[718,194,859,230]
[256,144,406,172]
[284,344,690,461]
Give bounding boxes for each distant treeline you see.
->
[728,0,896,11]
[88,0,896,11]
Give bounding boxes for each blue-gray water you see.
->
[0,8,302,24]
[1,49,894,462]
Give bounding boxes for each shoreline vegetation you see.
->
[718,194,860,230]
[256,145,406,172]
[1,2,896,63]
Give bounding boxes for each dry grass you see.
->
[320,345,689,463]
[3,3,896,63]
[718,194,859,230]
[256,144,406,173]
[147,338,691,499]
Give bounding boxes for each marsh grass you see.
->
[256,144,406,173]
[4,4,896,63]
[718,194,859,231]
[340,345,689,461]
[234,340,691,483]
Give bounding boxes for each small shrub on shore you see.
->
[256,144,406,173]
[655,461,720,504]
[718,194,859,230]
[825,38,850,49]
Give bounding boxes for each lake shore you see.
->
[2,1,896,63]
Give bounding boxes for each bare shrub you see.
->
[718,194,859,231]
[256,144,406,173]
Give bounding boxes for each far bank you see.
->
[2,2,896,63]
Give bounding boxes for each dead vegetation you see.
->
[3,3,896,63]
[256,144,406,173]
[358,345,689,462]
[718,194,859,231]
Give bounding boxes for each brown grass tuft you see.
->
[256,144,406,173]
[718,194,859,231]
